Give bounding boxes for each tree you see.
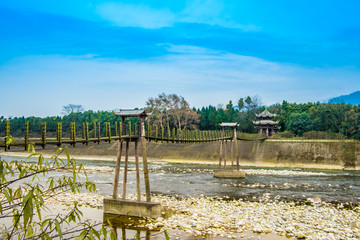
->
[286,112,311,136]
[237,98,244,111]
[146,93,199,130]
[0,144,115,239]
[62,104,84,115]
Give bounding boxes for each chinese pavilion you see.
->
[253,109,279,137]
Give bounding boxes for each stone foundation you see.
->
[103,198,161,218]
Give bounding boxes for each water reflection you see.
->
[103,214,159,240]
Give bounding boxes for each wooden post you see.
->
[119,122,122,138]
[112,141,123,199]
[172,128,175,143]
[167,124,170,143]
[231,133,234,170]
[115,122,118,140]
[177,128,181,142]
[41,122,46,149]
[82,122,86,143]
[234,126,239,170]
[155,125,158,142]
[93,122,97,138]
[161,125,164,143]
[105,122,108,141]
[108,122,111,143]
[135,140,141,201]
[146,122,150,138]
[121,117,125,139]
[128,121,132,138]
[24,121,29,151]
[71,122,76,147]
[224,138,227,169]
[97,122,100,144]
[122,140,130,200]
[219,127,224,169]
[5,121,10,151]
[57,122,62,146]
[86,122,89,146]
[140,116,151,202]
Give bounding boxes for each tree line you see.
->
[1,94,360,139]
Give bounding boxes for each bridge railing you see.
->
[0,121,263,151]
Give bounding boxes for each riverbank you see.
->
[46,192,360,240]
[2,146,360,239]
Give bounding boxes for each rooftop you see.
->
[255,109,276,118]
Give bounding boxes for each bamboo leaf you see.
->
[55,220,62,239]
[65,147,70,166]
[164,230,170,240]
[3,188,12,203]
[92,228,101,239]
[75,230,87,240]
[23,190,34,228]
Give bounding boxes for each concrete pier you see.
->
[103,198,161,218]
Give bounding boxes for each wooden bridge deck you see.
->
[0,120,266,151]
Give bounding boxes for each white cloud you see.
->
[95,1,261,30]
[1,49,359,117]
[96,2,175,29]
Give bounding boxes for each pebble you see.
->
[44,192,360,240]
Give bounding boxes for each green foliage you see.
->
[272,131,296,139]
[0,145,114,239]
[302,131,346,140]
[285,112,311,136]
[1,95,360,139]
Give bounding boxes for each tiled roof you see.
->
[253,120,279,125]
[255,109,276,118]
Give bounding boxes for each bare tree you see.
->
[62,104,84,115]
[145,93,199,130]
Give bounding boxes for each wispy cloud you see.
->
[1,48,359,117]
[96,2,175,29]
[96,0,261,30]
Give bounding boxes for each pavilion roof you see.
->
[113,109,148,117]
[253,120,279,125]
[255,109,276,118]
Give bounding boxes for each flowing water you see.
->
[3,155,359,205]
[2,154,360,239]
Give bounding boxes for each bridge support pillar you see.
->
[105,110,161,219]
[215,122,245,178]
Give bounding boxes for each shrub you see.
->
[0,144,116,239]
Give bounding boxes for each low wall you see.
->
[145,140,360,170]
[4,139,358,170]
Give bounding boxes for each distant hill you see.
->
[328,91,360,105]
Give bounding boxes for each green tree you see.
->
[286,112,312,136]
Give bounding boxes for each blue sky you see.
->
[0,0,359,117]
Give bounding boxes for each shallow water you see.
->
[3,155,360,205]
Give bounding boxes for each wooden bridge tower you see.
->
[103,109,161,218]
[214,122,245,178]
